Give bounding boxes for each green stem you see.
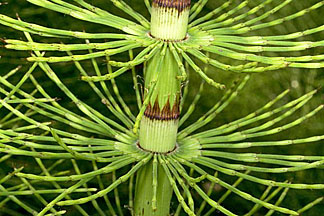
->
[138,42,181,153]
[151,1,190,40]
[134,1,191,215]
[134,158,173,216]
[139,116,178,153]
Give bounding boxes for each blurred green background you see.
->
[0,0,323,215]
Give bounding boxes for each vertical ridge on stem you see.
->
[135,1,191,215]
[151,0,191,41]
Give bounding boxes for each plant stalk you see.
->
[134,0,190,215]
[134,160,173,216]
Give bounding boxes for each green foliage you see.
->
[0,0,323,215]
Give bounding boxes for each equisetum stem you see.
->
[138,46,181,153]
[139,0,190,153]
[134,157,173,216]
[151,0,190,41]
[135,1,190,215]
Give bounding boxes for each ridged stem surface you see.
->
[151,0,190,41]
[135,1,191,216]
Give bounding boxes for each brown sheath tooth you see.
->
[144,99,180,121]
[152,0,191,12]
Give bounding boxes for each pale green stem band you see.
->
[151,4,189,41]
[139,117,178,153]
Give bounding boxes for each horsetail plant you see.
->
[0,0,323,215]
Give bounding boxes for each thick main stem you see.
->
[134,160,173,216]
[139,47,181,153]
[139,0,190,153]
[134,0,190,215]
[151,0,190,41]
